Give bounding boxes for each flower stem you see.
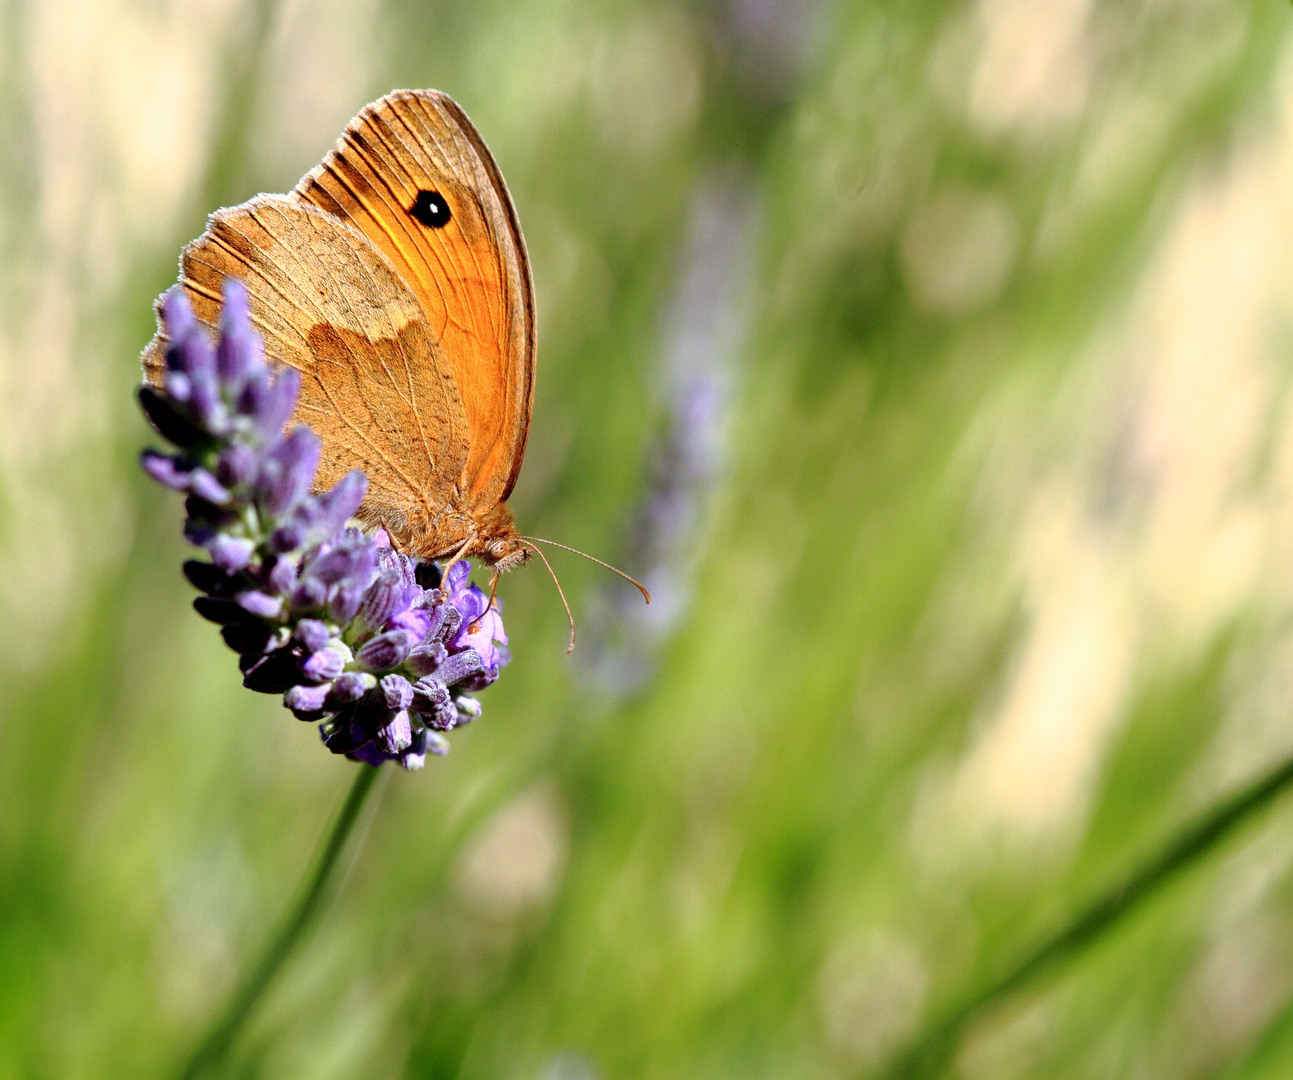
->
[882,749,1293,1079]
[175,764,382,1080]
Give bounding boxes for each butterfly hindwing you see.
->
[142,195,470,535]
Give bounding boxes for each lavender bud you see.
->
[241,367,300,442]
[257,428,320,517]
[192,597,244,625]
[380,673,414,711]
[356,571,404,632]
[328,584,364,625]
[216,444,257,489]
[209,536,255,572]
[377,710,413,754]
[425,730,450,757]
[165,333,214,385]
[405,642,447,678]
[304,543,376,587]
[269,520,306,553]
[455,696,482,724]
[331,672,375,703]
[355,629,416,673]
[317,471,367,535]
[285,683,331,714]
[411,676,449,715]
[293,619,331,653]
[186,366,225,433]
[290,575,328,611]
[435,648,484,688]
[140,450,191,492]
[160,286,197,341]
[139,386,204,447]
[222,620,275,656]
[183,560,232,595]
[265,556,297,595]
[188,468,231,506]
[236,590,284,619]
[216,279,263,391]
[301,647,346,683]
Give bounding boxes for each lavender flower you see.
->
[140,280,509,769]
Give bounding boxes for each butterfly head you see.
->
[468,502,530,572]
[483,533,531,573]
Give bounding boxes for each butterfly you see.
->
[143,89,537,573]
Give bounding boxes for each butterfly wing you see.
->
[292,89,535,510]
[142,194,470,536]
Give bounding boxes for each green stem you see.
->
[175,764,382,1080]
[882,750,1293,1080]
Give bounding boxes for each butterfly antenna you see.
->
[523,543,577,653]
[521,537,651,605]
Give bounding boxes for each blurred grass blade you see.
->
[884,749,1293,1080]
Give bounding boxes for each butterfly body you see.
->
[143,90,535,571]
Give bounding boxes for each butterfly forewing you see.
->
[292,89,536,508]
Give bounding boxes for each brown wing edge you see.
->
[297,89,538,504]
[429,91,536,503]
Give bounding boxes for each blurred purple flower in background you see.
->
[583,174,756,695]
[139,280,508,769]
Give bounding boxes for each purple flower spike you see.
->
[140,274,510,769]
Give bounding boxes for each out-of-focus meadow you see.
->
[8,0,1293,1076]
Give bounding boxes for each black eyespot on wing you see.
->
[411,190,451,228]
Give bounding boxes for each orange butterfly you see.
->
[144,89,535,572]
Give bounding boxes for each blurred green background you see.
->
[7,0,1293,1076]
